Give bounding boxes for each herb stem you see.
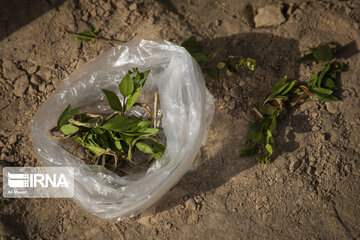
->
[67,33,125,44]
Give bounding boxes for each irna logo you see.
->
[8,172,69,188]
[3,167,74,198]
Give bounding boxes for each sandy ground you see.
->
[1,0,360,239]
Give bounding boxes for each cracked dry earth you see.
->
[1,0,360,239]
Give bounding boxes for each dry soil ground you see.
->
[1,0,360,239]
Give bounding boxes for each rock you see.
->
[230,87,241,98]
[289,158,301,173]
[90,9,97,17]
[36,69,52,82]
[13,75,29,97]
[312,125,320,132]
[39,83,46,92]
[185,199,197,211]
[8,134,17,145]
[2,60,23,79]
[103,2,112,11]
[27,85,35,96]
[52,78,62,89]
[254,6,286,28]
[129,3,137,11]
[97,7,105,16]
[27,65,38,74]
[30,75,41,85]
[45,84,55,93]
[325,101,343,115]
[224,95,231,101]
[228,101,236,110]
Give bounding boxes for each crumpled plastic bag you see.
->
[31,39,215,220]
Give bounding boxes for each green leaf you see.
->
[246,120,263,143]
[123,128,160,137]
[281,80,297,95]
[308,72,318,88]
[216,61,226,69]
[246,58,256,71]
[238,58,245,69]
[75,37,90,42]
[268,76,288,98]
[132,68,141,83]
[154,152,164,160]
[152,142,166,153]
[181,36,198,54]
[79,30,96,38]
[129,120,152,132]
[312,44,333,62]
[314,94,338,102]
[293,88,301,93]
[119,134,134,146]
[239,144,257,157]
[136,142,154,154]
[101,116,139,132]
[260,104,277,116]
[270,117,277,133]
[102,89,122,112]
[226,68,233,76]
[271,76,287,92]
[226,61,237,74]
[203,68,218,80]
[111,140,123,152]
[75,30,97,42]
[138,128,159,136]
[138,70,150,86]
[323,77,337,90]
[207,53,216,61]
[318,62,331,87]
[85,142,106,155]
[266,130,274,145]
[297,53,316,64]
[125,86,142,111]
[312,87,333,97]
[192,53,208,63]
[119,74,134,96]
[59,124,79,135]
[265,143,273,155]
[57,104,79,129]
[258,154,269,164]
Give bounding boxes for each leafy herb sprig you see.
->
[240,43,344,163]
[50,68,165,173]
[71,29,124,47]
[181,36,256,81]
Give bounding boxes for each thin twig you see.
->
[134,103,152,120]
[67,33,125,45]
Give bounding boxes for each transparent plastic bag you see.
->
[31,39,215,220]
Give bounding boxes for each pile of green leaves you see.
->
[240,43,344,163]
[181,36,256,80]
[52,68,165,172]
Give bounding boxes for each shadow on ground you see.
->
[147,32,303,215]
[0,0,66,41]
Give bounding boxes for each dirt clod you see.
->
[13,75,29,97]
[254,5,286,28]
